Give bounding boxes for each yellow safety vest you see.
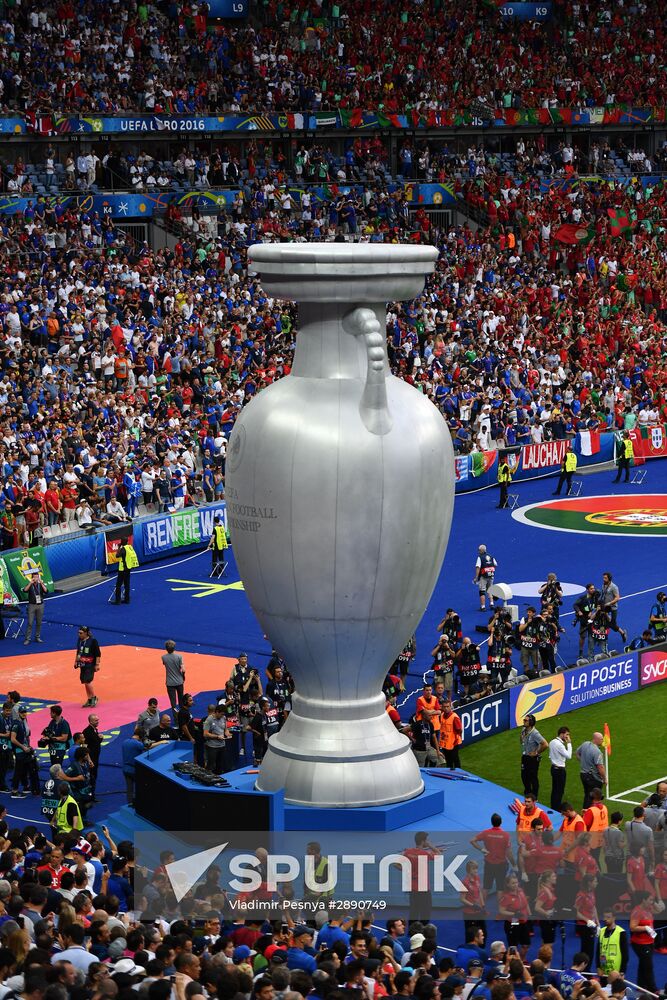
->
[214,526,228,550]
[498,463,512,484]
[54,795,82,833]
[598,925,624,972]
[623,439,634,459]
[119,544,139,570]
[309,857,333,899]
[565,453,577,472]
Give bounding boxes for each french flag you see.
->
[576,429,601,456]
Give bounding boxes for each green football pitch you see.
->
[460,682,667,810]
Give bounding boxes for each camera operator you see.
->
[431,634,456,698]
[437,608,463,651]
[10,704,39,798]
[538,605,560,674]
[39,705,72,765]
[539,573,564,628]
[456,637,481,701]
[230,653,262,728]
[573,584,600,660]
[518,608,541,678]
[589,605,610,659]
[487,608,513,687]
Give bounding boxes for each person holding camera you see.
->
[589,605,610,659]
[231,652,262,728]
[487,608,514,687]
[10,704,39,798]
[539,573,564,628]
[40,704,72,765]
[573,584,600,660]
[518,608,541,678]
[538,605,560,673]
[431,634,456,697]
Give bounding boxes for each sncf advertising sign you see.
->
[640,644,667,686]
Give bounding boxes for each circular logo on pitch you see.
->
[514,673,565,725]
[513,494,667,536]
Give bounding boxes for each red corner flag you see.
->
[602,723,612,757]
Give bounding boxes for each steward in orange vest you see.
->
[439,702,462,770]
[583,788,609,849]
[560,803,586,862]
[516,794,553,836]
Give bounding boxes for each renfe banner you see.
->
[639,643,667,686]
[142,501,226,556]
[509,652,638,727]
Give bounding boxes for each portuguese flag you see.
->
[608,208,636,237]
[471,450,497,478]
[553,223,595,246]
[376,111,403,129]
[339,108,364,128]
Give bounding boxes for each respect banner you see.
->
[2,546,55,594]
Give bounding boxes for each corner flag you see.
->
[602,723,611,756]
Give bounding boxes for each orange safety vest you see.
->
[562,813,585,861]
[115,357,129,379]
[440,712,462,750]
[586,803,609,848]
[416,695,441,731]
[517,805,543,833]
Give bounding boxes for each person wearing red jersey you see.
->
[627,848,654,897]
[629,890,657,993]
[534,871,558,945]
[518,816,546,902]
[471,814,515,895]
[460,859,487,939]
[574,873,599,964]
[498,873,531,958]
[572,834,600,884]
[653,848,667,952]
[402,831,442,921]
[37,846,66,888]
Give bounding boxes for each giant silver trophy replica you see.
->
[226,244,455,808]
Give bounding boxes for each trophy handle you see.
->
[342,307,393,436]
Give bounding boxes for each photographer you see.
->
[230,653,262,728]
[518,608,541,679]
[573,584,600,661]
[456,637,481,701]
[39,704,72,765]
[589,605,610,659]
[431,634,456,697]
[65,746,94,817]
[487,609,513,687]
[539,573,564,627]
[10,704,39,798]
[538,605,560,674]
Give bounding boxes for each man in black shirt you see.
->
[250,698,281,764]
[82,713,103,800]
[148,715,179,746]
[0,702,13,791]
[177,694,198,757]
[73,625,101,708]
[409,714,439,768]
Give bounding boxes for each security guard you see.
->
[554,445,577,496]
[649,591,667,640]
[613,430,634,483]
[304,841,333,903]
[113,537,139,604]
[497,457,513,509]
[208,513,229,575]
[53,781,83,833]
[596,910,628,976]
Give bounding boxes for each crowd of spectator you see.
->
[2,134,667,543]
[3,0,667,116]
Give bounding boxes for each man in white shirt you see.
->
[548,725,572,811]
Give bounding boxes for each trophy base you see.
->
[256,697,424,808]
